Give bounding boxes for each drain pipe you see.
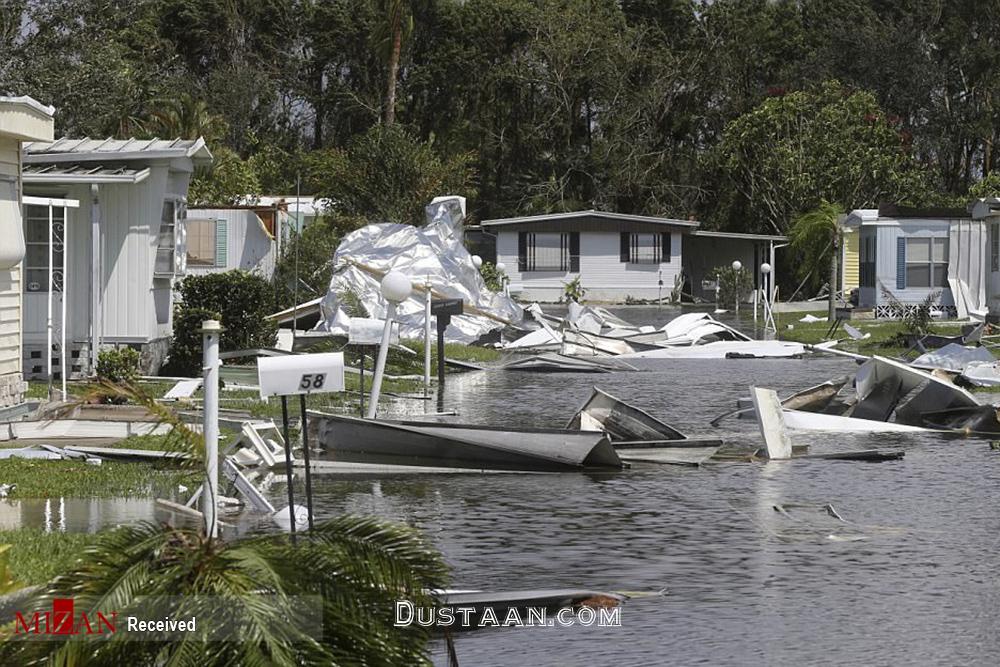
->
[201,319,222,538]
[367,272,412,419]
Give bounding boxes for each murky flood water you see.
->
[298,342,1000,666]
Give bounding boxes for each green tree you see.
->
[789,200,846,319]
[187,147,263,206]
[143,92,228,142]
[714,81,931,235]
[306,124,476,226]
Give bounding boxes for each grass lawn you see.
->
[774,309,971,357]
[0,458,196,500]
[1,529,103,586]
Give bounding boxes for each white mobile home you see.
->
[0,96,54,411]
[482,210,784,303]
[185,205,281,279]
[21,138,212,377]
[844,204,986,319]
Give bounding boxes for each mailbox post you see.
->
[431,298,464,389]
[258,352,345,541]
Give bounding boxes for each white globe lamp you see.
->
[496,262,506,273]
[471,255,483,269]
[731,260,742,272]
[369,271,411,419]
[760,262,771,275]
[380,271,412,304]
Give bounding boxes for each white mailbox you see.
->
[257,353,345,398]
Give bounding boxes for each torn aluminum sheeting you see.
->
[501,353,637,373]
[561,329,643,357]
[917,405,1000,433]
[315,197,523,343]
[617,340,806,359]
[566,302,634,332]
[0,445,90,460]
[566,386,686,440]
[505,326,562,350]
[910,343,994,372]
[750,386,793,459]
[659,312,751,344]
[782,409,933,432]
[855,356,979,425]
[960,361,1000,387]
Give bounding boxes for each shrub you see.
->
[562,276,587,303]
[709,265,752,308]
[479,262,503,292]
[95,347,141,403]
[166,307,221,377]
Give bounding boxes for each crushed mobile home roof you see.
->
[22,136,213,163]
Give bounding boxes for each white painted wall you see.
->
[868,219,955,308]
[184,208,276,279]
[496,230,682,302]
[22,162,195,349]
[0,137,22,377]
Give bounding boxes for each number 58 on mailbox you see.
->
[257,352,346,399]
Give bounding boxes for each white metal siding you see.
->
[184,208,276,278]
[497,230,682,301]
[873,220,954,307]
[0,138,21,374]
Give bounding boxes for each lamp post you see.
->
[200,319,222,538]
[731,260,742,317]
[761,262,775,338]
[367,271,412,419]
[496,261,508,295]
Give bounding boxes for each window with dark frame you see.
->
[904,237,948,288]
[991,222,999,273]
[620,232,670,264]
[859,234,876,288]
[517,231,579,272]
[155,200,176,275]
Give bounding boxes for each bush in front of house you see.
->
[96,347,142,403]
[166,271,277,377]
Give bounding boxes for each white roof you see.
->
[481,210,699,228]
[843,209,879,227]
[23,137,213,164]
[0,95,55,117]
[23,163,150,184]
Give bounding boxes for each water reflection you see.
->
[0,497,159,532]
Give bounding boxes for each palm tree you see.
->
[144,92,228,142]
[0,383,448,665]
[372,0,414,125]
[789,200,846,320]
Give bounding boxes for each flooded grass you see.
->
[0,459,197,500]
[0,529,102,585]
[775,310,970,357]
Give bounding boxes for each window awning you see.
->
[22,163,151,184]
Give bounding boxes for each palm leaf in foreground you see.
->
[0,517,448,666]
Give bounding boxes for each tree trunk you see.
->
[829,234,839,321]
[384,23,402,125]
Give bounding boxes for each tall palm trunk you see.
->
[829,234,839,320]
[384,23,402,125]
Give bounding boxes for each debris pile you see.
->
[315,197,523,343]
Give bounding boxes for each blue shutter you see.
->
[896,237,905,289]
[215,219,228,268]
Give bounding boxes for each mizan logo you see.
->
[15,598,117,635]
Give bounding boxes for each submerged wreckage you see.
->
[741,354,1000,436]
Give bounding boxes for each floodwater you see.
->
[296,308,1000,666]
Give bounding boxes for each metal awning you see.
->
[23,163,151,184]
[688,230,787,242]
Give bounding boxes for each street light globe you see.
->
[471,255,483,269]
[760,262,771,275]
[731,260,742,271]
[380,271,412,304]
[496,262,506,273]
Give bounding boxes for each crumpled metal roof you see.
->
[23,136,212,164]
